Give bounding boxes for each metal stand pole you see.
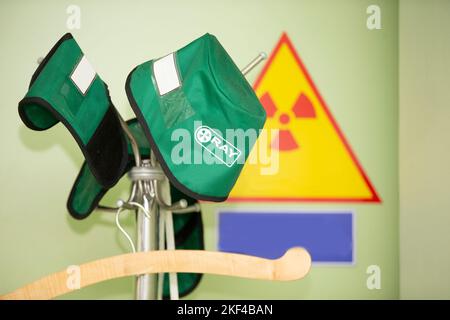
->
[128,161,186,300]
[135,160,159,300]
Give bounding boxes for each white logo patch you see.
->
[70,55,96,95]
[194,126,241,167]
[153,53,181,96]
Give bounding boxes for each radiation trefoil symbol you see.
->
[229,33,380,203]
[260,91,315,151]
[195,126,213,143]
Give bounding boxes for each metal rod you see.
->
[118,115,141,168]
[241,52,267,76]
[135,160,159,300]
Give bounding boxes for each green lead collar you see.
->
[126,33,266,202]
[18,33,128,188]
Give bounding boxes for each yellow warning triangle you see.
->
[229,33,380,202]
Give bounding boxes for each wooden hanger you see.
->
[1,248,311,300]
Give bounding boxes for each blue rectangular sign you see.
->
[218,211,354,263]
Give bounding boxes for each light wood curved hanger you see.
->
[1,248,311,300]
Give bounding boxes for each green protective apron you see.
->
[18,33,128,188]
[126,33,266,201]
[67,118,203,298]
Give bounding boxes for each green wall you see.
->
[399,0,450,299]
[0,0,399,299]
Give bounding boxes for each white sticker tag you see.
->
[70,55,96,95]
[153,53,181,96]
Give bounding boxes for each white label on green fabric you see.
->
[70,55,96,95]
[153,53,181,96]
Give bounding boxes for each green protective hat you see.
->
[67,118,203,298]
[126,33,266,201]
[18,33,128,188]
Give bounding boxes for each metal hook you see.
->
[241,52,267,76]
[172,203,201,214]
[97,182,140,213]
[152,180,188,211]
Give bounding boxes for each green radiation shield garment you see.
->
[67,119,204,298]
[126,33,266,201]
[18,33,128,188]
[67,118,149,219]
